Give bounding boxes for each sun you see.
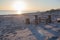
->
[12,1,27,14]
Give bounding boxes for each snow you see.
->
[0,10,60,40]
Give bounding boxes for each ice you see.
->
[0,9,60,40]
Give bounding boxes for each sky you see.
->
[0,0,60,12]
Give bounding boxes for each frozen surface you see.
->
[0,10,60,40]
[0,16,60,40]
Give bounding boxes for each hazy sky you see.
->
[0,0,60,11]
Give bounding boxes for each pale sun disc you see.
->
[12,1,27,14]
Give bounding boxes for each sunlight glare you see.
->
[12,1,27,14]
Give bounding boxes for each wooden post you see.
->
[25,18,30,24]
[34,15,38,25]
[48,15,52,23]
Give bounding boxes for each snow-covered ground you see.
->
[0,9,60,40]
[0,15,60,40]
